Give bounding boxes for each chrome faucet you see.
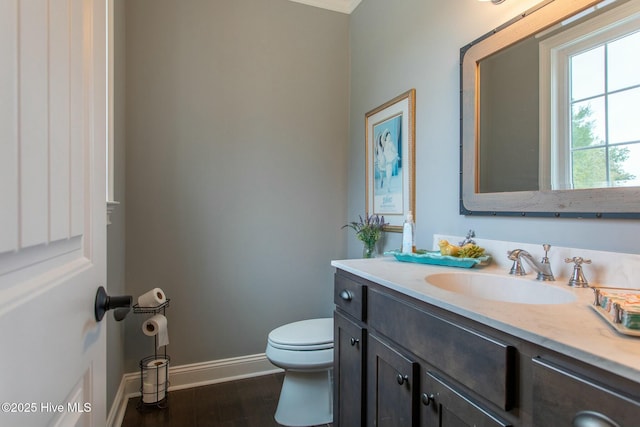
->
[458,229,476,246]
[507,244,555,281]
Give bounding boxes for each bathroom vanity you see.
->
[332,257,640,427]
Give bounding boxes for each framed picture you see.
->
[365,89,416,232]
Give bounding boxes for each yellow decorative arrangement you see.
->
[438,240,486,258]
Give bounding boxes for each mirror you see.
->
[461,0,640,218]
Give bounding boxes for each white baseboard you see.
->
[107,353,282,427]
[106,375,129,427]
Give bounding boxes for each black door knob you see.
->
[396,374,409,385]
[94,286,132,322]
[421,393,435,406]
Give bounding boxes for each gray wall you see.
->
[348,0,640,258]
[124,0,349,369]
[479,36,539,193]
[106,0,126,410]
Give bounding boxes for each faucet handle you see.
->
[564,257,592,288]
[540,243,551,264]
[541,244,551,262]
[565,256,592,266]
[536,244,555,281]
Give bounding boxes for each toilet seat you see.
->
[266,318,334,371]
[267,318,333,351]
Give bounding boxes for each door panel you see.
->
[0,0,107,426]
[334,312,366,427]
[423,371,512,427]
[3,0,86,253]
[50,368,93,427]
[0,0,19,254]
[368,334,419,427]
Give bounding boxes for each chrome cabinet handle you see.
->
[421,393,434,406]
[350,337,359,346]
[339,289,353,301]
[573,411,621,427]
[396,374,409,385]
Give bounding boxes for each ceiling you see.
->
[287,0,362,14]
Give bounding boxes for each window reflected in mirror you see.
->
[566,30,640,189]
[477,0,640,193]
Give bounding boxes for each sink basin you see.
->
[425,272,577,305]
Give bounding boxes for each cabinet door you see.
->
[532,357,640,426]
[422,371,512,427]
[334,312,367,427]
[368,334,419,427]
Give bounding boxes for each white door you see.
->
[0,1,108,426]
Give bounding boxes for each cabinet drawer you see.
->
[334,272,366,321]
[368,289,516,410]
[423,370,512,427]
[532,357,640,426]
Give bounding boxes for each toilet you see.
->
[265,318,334,426]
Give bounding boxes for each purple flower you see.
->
[342,214,389,247]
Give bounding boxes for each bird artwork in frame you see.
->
[365,89,416,232]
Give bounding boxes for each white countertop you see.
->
[332,256,640,382]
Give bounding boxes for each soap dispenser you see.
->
[401,211,415,254]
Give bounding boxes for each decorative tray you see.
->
[591,288,640,337]
[384,250,491,268]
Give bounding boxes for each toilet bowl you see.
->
[266,318,333,427]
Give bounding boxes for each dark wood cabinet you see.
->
[367,334,419,427]
[532,357,640,426]
[334,312,366,427]
[368,288,516,411]
[334,271,368,427]
[333,269,640,427]
[422,370,512,427]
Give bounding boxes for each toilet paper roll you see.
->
[137,288,166,308]
[142,359,169,403]
[142,314,169,348]
[144,358,169,384]
[142,382,166,403]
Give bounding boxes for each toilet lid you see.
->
[268,318,333,351]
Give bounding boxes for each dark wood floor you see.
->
[120,372,333,427]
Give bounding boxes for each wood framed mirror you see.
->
[460,0,640,218]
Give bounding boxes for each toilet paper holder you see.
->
[94,286,133,322]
